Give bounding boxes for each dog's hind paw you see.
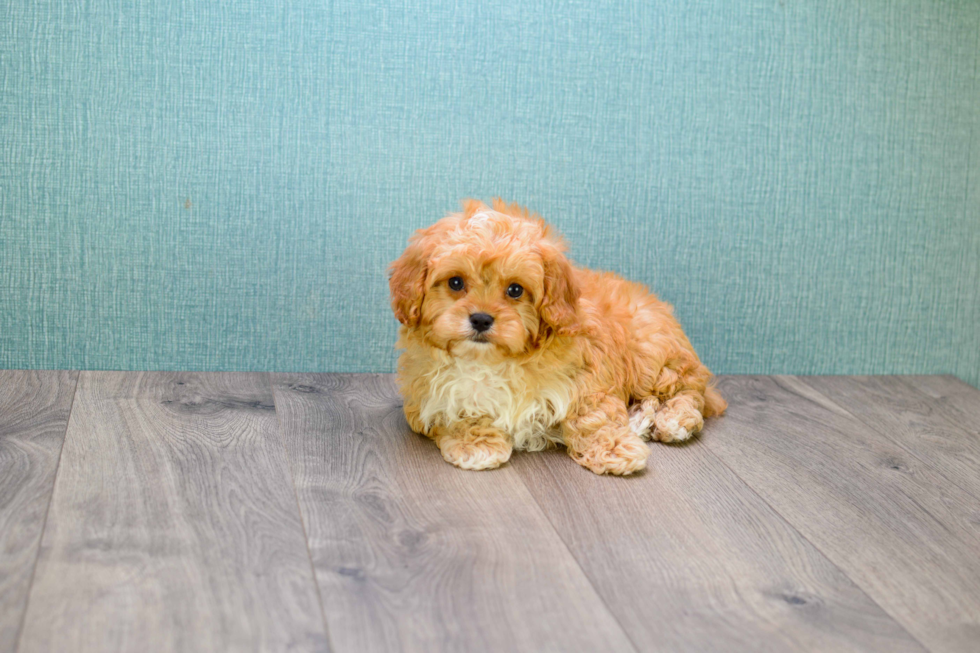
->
[568,427,649,476]
[653,396,704,443]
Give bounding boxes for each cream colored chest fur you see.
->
[417,357,574,451]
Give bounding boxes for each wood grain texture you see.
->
[17,372,329,653]
[0,370,77,652]
[904,375,980,421]
[272,373,635,653]
[513,442,925,652]
[706,375,980,652]
[800,375,980,502]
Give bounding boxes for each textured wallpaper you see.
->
[1,0,978,384]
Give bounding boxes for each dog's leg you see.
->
[402,400,429,436]
[430,418,513,471]
[563,393,649,475]
[647,362,706,443]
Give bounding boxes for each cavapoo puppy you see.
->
[389,199,725,475]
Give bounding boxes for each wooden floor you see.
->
[1,372,979,652]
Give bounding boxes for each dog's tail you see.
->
[703,385,727,418]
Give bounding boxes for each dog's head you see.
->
[389,199,580,358]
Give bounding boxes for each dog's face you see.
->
[389,200,579,359]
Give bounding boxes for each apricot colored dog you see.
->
[389,200,725,475]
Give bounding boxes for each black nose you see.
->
[469,312,494,333]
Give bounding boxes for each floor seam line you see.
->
[269,372,337,653]
[509,458,643,653]
[703,376,933,652]
[13,370,80,653]
[799,375,980,507]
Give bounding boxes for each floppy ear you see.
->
[539,245,580,336]
[388,235,430,327]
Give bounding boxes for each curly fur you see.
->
[389,199,725,475]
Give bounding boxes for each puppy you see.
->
[389,199,725,475]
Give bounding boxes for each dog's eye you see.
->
[448,276,465,291]
[506,283,524,299]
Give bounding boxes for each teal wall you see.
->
[2,1,979,384]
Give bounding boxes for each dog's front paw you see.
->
[568,427,649,476]
[438,433,512,471]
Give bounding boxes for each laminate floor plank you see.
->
[705,375,980,652]
[0,370,77,653]
[800,375,980,502]
[272,373,635,653]
[903,375,980,422]
[17,372,329,653]
[512,443,925,652]
[8,371,976,652]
